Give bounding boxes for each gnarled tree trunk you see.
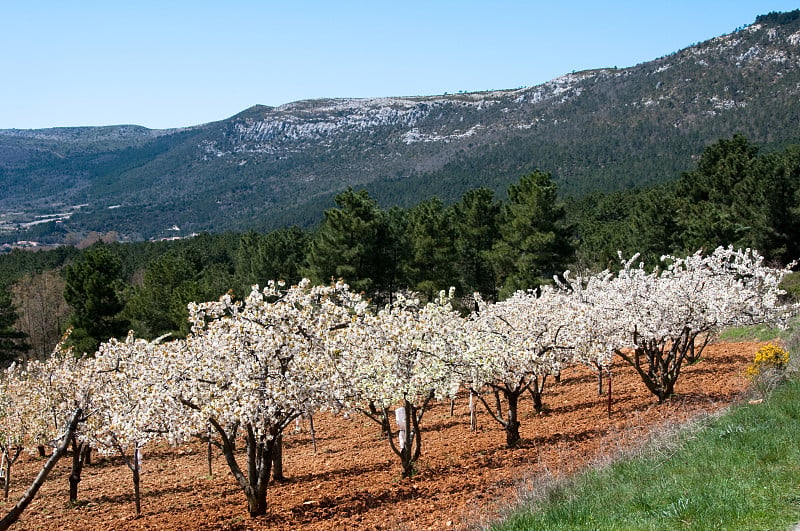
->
[1,446,22,501]
[68,437,88,504]
[474,380,528,447]
[527,373,549,414]
[271,434,285,482]
[616,327,709,403]
[383,392,434,478]
[210,418,281,518]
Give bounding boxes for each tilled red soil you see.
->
[1,341,765,530]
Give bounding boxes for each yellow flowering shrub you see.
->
[746,343,790,379]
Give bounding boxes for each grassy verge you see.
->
[491,378,800,530]
[718,324,785,342]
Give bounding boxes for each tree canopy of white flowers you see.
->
[9,340,93,453]
[562,246,796,402]
[464,285,596,447]
[86,333,179,515]
[0,370,30,501]
[168,279,366,517]
[0,337,92,529]
[330,288,465,476]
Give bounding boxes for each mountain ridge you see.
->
[2,11,800,242]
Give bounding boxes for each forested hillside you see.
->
[2,11,800,242]
[2,134,800,362]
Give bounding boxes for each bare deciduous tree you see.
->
[11,271,70,360]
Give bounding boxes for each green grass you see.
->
[491,378,800,530]
[718,324,786,342]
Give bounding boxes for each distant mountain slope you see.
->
[2,10,800,241]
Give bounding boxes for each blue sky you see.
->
[1,1,798,130]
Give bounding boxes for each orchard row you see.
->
[0,246,793,525]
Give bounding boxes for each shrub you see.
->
[746,343,790,398]
[746,343,790,379]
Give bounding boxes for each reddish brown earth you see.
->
[2,341,766,530]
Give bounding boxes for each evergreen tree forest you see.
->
[2,135,800,362]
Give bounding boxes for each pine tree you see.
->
[235,227,310,290]
[123,250,198,339]
[452,188,501,301]
[305,188,394,302]
[63,244,129,353]
[674,134,761,253]
[492,171,574,298]
[405,197,459,301]
[0,287,30,365]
